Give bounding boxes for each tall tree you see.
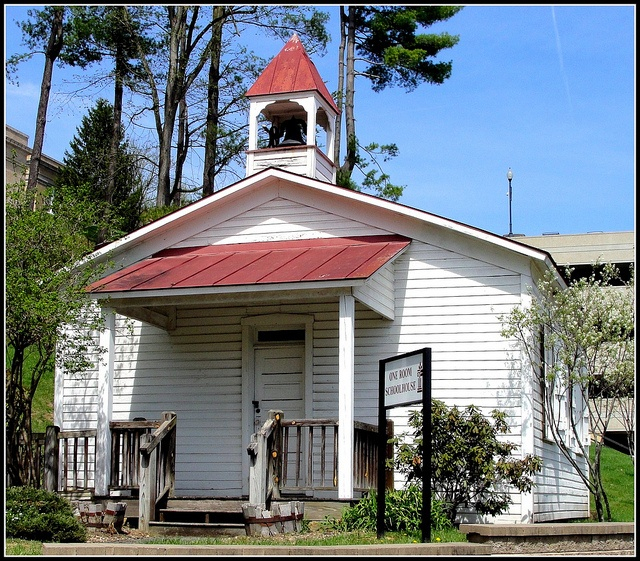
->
[200,6,330,196]
[10,7,65,205]
[500,264,635,521]
[53,98,145,245]
[62,6,155,207]
[335,6,463,197]
[7,6,136,205]
[5,184,104,487]
[125,6,330,205]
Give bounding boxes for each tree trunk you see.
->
[171,96,189,205]
[202,6,225,197]
[333,6,347,167]
[340,5,357,178]
[6,357,36,487]
[156,7,215,207]
[156,7,186,207]
[27,7,64,206]
[106,9,127,207]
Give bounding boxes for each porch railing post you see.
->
[162,411,176,498]
[138,433,157,532]
[247,410,283,507]
[269,410,283,501]
[249,432,266,506]
[43,425,60,492]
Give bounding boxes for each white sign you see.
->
[383,353,424,408]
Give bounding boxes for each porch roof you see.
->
[86,235,411,295]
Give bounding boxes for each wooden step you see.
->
[158,508,245,524]
[148,521,247,538]
[115,497,351,533]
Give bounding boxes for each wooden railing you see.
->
[138,411,177,532]
[32,426,97,493]
[247,411,393,506]
[109,419,161,490]
[31,414,175,504]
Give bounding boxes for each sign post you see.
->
[377,348,431,542]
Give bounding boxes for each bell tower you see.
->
[245,34,339,183]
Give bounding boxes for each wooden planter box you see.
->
[77,501,127,532]
[242,501,304,536]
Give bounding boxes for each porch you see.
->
[34,410,393,535]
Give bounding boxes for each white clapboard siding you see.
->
[169,197,391,247]
[58,193,588,519]
[110,308,244,497]
[534,440,590,521]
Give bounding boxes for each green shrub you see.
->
[391,400,542,524]
[5,486,87,543]
[323,486,452,533]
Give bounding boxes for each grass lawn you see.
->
[4,527,464,556]
[5,346,54,433]
[589,444,635,522]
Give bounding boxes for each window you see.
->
[257,329,305,343]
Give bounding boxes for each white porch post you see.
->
[94,307,115,496]
[338,294,355,499]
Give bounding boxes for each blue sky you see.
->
[4,4,635,237]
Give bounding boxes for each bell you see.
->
[279,117,306,146]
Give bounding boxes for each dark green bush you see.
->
[6,486,87,543]
[391,400,543,524]
[324,486,452,533]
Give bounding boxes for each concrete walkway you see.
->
[41,522,636,556]
[43,542,491,556]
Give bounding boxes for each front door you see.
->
[253,339,305,429]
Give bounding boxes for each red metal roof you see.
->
[245,33,339,113]
[87,235,411,294]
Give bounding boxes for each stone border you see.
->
[459,522,635,555]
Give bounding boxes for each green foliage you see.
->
[53,98,145,245]
[139,202,188,226]
[5,184,106,486]
[323,486,452,533]
[336,138,404,201]
[355,6,463,93]
[390,400,542,524]
[499,263,635,521]
[6,487,87,543]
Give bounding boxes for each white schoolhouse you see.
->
[55,34,590,524]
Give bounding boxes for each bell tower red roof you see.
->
[246,33,339,113]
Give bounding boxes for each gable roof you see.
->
[245,33,339,113]
[87,235,410,295]
[82,167,564,291]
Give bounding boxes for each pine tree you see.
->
[53,98,145,245]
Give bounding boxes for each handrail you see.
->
[139,415,177,455]
[138,411,177,532]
